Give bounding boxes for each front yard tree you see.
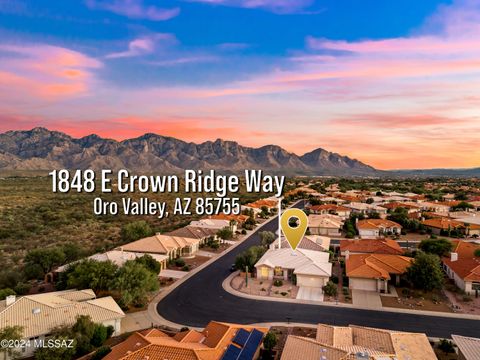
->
[407,253,444,291]
[235,246,266,271]
[113,261,159,308]
[259,231,275,247]
[418,238,453,257]
[134,254,161,274]
[66,259,118,293]
[322,281,338,297]
[217,227,234,241]
[263,331,277,351]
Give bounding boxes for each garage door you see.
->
[296,275,324,288]
[350,278,377,291]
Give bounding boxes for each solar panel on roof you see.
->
[233,328,250,347]
[221,344,241,360]
[238,329,264,360]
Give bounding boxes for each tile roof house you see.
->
[379,202,421,213]
[339,239,404,256]
[281,323,435,360]
[422,217,466,235]
[120,233,203,260]
[0,290,124,359]
[308,214,344,237]
[452,334,480,360]
[308,204,351,219]
[255,248,332,297]
[208,213,249,226]
[356,219,402,239]
[55,250,169,274]
[346,254,413,293]
[104,321,267,360]
[344,203,388,218]
[165,225,219,242]
[443,240,480,295]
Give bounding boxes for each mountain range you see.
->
[0,128,478,177]
[0,128,379,176]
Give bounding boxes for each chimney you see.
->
[345,250,350,260]
[451,252,458,262]
[5,295,16,306]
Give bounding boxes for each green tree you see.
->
[438,339,455,354]
[259,231,276,247]
[0,288,15,300]
[407,253,444,291]
[452,201,474,211]
[62,243,84,263]
[120,220,153,243]
[113,261,159,308]
[91,325,108,347]
[66,259,118,293]
[263,331,277,351]
[234,246,266,271]
[366,198,374,204]
[322,281,338,297]
[34,335,77,360]
[24,248,66,276]
[0,326,23,360]
[217,227,234,241]
[134,254,161,274]
[418,238,453,257]
[474,248,480,257]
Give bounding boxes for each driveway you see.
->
[296,287,324,302]
[159,269,188,279]
[352,290,382,309]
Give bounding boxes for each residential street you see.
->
[157,203,480,338]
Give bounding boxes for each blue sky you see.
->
[2,0,480,169]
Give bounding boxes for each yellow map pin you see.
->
[280,208,308,251]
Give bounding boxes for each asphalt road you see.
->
[157,203,480,338]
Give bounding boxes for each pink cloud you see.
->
[85,0,180,21]
[0,44,101,100]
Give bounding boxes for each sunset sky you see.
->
[1,0,480,169]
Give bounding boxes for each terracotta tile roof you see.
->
[443,241,480,281]
[245,199,278,208]
[422,218,465,230]
[451,240,480,258]
[209,213,249,224]
[120,234,200,254]
[282,324,435,360]
[346,254,413,280]
[340,239,404,255]
[379,202,420,210]
[356,219,402,230]
[105,321,267,360]
[0,290,124,339]
[165,226,218,239]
